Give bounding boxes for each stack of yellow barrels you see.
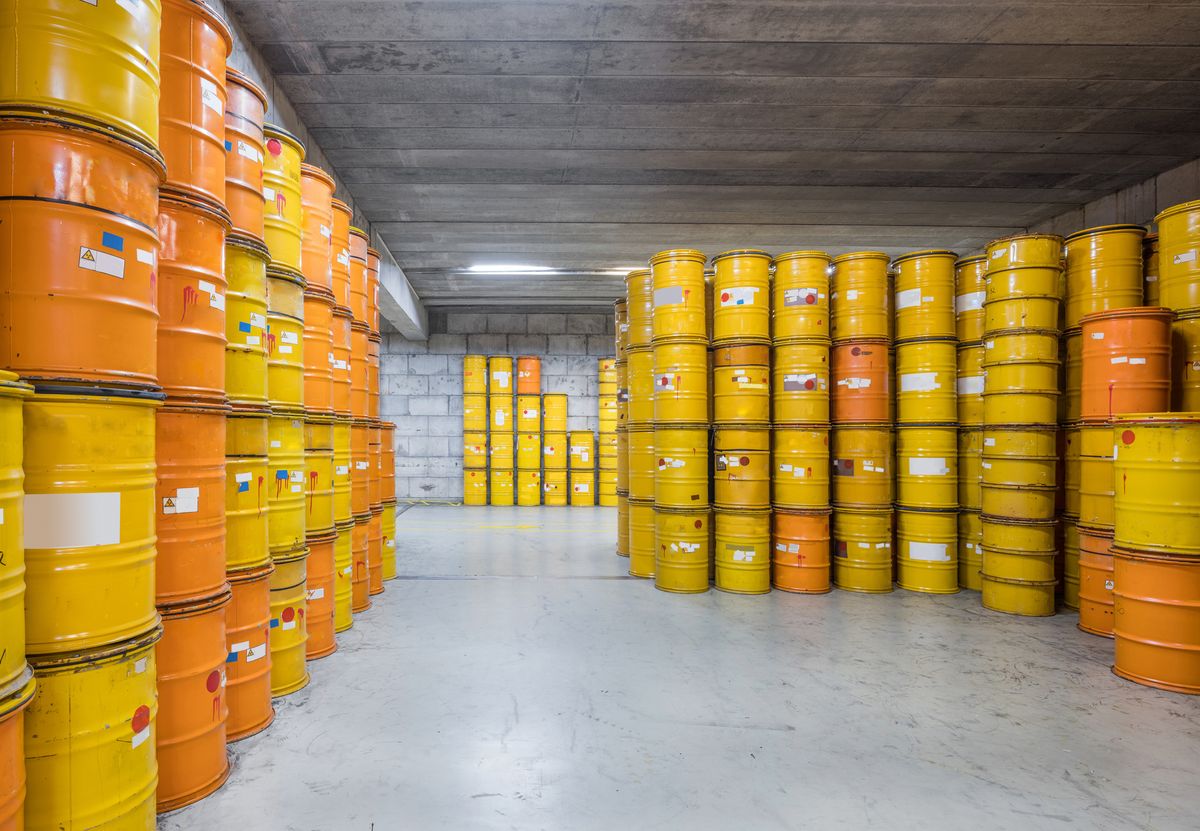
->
[569,429,596,505]
[380,422,398,581]
[892,251,959,594]
[770,252,833,593]
[463,354,489,505]
[955,255,987,590]
[650,250,711,592]
[979,234,1064,616]
[515,356,542,506]
[542,393,569,505]
[330,200,356,633]
[625,269,656,574]
[829,252,894,593]
[1159,200,1200,413]
[614,300,631,554]
[597,359,619,505]
[488,356,515,505]
[709,250,772,594]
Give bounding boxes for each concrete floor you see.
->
[161,506,1199,831]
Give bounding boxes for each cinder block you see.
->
[392,478,412,499]
[467,333,507,354]
[387,374,428,396]
[527,313,566,334]
[487,313,527,334]
[385,334,429,355]
[408,354,449,376]
[380,395,410,418]
[429,457,463,477]
[389,415,429,437]
[555,375,589,398]
[408,396,449,416]
[508,334,547,355]
[448,396,464,415]
[566,314,606,335]
[587,335,613,357]
[427,333,468,355]
[447,313,486,334]
[548,334,587,355]
[392,436,411,456]
[379,354,408,376]
[395,457,431,477]
[605,314,616,335]
[585,375,599,397]
[410,477,458,499]
[541,356,567,375]
[428,373,462,395]
[407,436,450,457]
[426,415,461,437]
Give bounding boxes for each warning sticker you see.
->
[237,140,261,162]
[783,373,821,392]
[79,246,125,278]
[783,288,821,307]
[162,486,200,515]
[719,286,759,307]
[200,78,223,115]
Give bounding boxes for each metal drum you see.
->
[895,509,958,594]
[489,354,514,395]
[956,342,984,425]
[625,352,655,425]
[224,563,273,741]
[650,249,707,343]
[1111,547,1200,694]
[1062,424,1081,517]
[654,508,711,593]
[772,342,831,423]
[516,356,541,395]
[616,494,630,557]
[1143,232,1160,305]
[347,227,369,324]
[517,470,541,506]
[267,410,306,554]
[712,427,769,510]
[653,341,708,424]
[1063,224,1146,329]
[543,392,569,433]
[381,500,397,580]
[266,269,306,411]
[332,417,353,524]
[367,333,381,419]
[1152,200,1200,313]
[300,164,335,293]
[614,298,629,358]
[1062,331,1083,422]
[957,428,983,511]
[0,671,35,831]
[653,426,708,508]
[350,419,371,515]
[226,410,270,571]
[831,339,889,422]
[772,250,831,344]
[711,249,771,346]
[771,425,830,510]
[832,508,893,593]
[333,521,354,630]
[895,339,956,424]
[330,199,353,310]
[625,269,654,350]
[303,289,336,414]
[304,416,335,535]
[830,251,890,342]
[954,255,987,343]
[331,307,353,415]
[224,68,268,243]
[831,426,893,508]
[262,124,305,276]
[711,345,769,425]
[462,394,487,432]
[984,233,1063,270]
[714,509,771,594]
[490,470,514,506]
[0,374,31,692]
[896,426,956,510]
[983,265,1061,331]
[542,469,567,506]
[892,249,956,342]
[225,235,271,406]
[366,248,382,331]
[463,354,487,395]
[1171,313,1200,410]
[771,509,831,594]
[463,469,487,506]
[516,432,541,470]
[1062,521,1081,610]
[626,427,654,501]
[268,549,309,697]
[1080,307,1173,420]
[367,508,384,595]
[1078,424,1115,531]
[569,470,594,506]
[627,499,656,578]
[1078,528,1115,638]
[980,516,1057,614]
[516,394,541,434]
[569,431,595,470]
[542,431,566,472]
[350,517,370,611]
[958,509,982,591]
[1113,415,1200,554]
[350,320,370,417]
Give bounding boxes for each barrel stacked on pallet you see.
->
[614,300,631,555]
[597,359,619,506]
[830,253,894,592]
[516,356,542,506]
[954,255,987,590]
[462,354,489,505]
[488,355,515,505]
[625,269,656,575]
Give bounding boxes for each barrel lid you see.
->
[1079,306,1174,326]
[367,247,381,259]
[0,371,33,399]
[0,114,168,181]
[349,226,370,241]
[159,187,234,230]
[159,586,233,619]
[0,668,35,718]
[1064,223,1147,242]
[773,250,831,263]
[303,284,337,304]
[267,265,308,289]
[300,163,336,188]
[29,623,163,672]
[954,253,987,267]
[711,248,771,263]
[226,231,272,261]
[30,383,167,402]
[1154,199,1200,224]
[226,67,269,111]
[891,249,958,266]
[624,268,651,281]
[1114,412,1200,425]
[649,249,706,266]
[273,545,310,565]
[263,123,307,161]
[182,0,234,57]
[228,561,275,584]
[830,251,889,264]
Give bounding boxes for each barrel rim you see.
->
[228,561,276,584]
[28,624,163,671]
[349,225,370,241]
[624,268,651,282]
[0,113,169,181]
[0,669,36,719]
[613,297,627,308]
[273,545,311,566]
[367,331,382,343]
[772,250,832,263]
[1113,412,1200,425]
[267,265,308,289]
[171,0,235,56]
[226,67,269,111]
[711,248,772,263]
[332,305,355,320]
[263,123,306,159]
[300,162,336,188]
[227,231,272,260]
[0,372,34,398]
[1063,223,1147,242]
[1155,200,1200,225]
[159,586,233,618]
[303,284,338,304]
[367,247,381,259]
[29,383,167,402]
[891,248,959,266]
[648,248,706,266]
[954,253,987,267]
[986,232,1065,248]
[1079,306,1175,325]
[830,250,889,265]
[305,529,339,545]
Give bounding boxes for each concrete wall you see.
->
[381,311,616,501]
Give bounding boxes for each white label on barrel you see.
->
[320,224,332,239]
[901,372,939,392]
[909,457,949,476]
[356,461,369,469]
[250,642,269,662]
[719,286,759,306]
[955,290,985,313]
[279,344,293,354]
[984,437,996,446]
[131,724,150,749]
[200,78,223,114]
[494,411,506,426]
[732,548,755,561]
[653,285,685,307]
[838,377,871,389]
[991,248,1005,259]
[162,487,199,515]
[779,463,793,472]
[784,288,822,306]
[858,542,871,549]
[957,375,984,395]
[981,461,992,469]
[250,312,266,329]
[783,373,820,391]
[0,508,3,524]
[78,246,124,278]
[237,140,261,162]
[246,335,260,346]
[574,483,589,492]
[289,470,304,483]
[910,542,950,562]
[263,186,276,202]
[655,373,677,391]
[1175,250,1197,264]
[134,658,147,674]
[680,542,700,552]
[522,409,537,418]
[306,588,325,601]
[387,538,395,548]
[1129,357,1147,365]
[985,340,994,349]
[788,543,800,553]
[793,467,806,478]
[281,617,296,631]
[136,248,155,265]
[114,0,140,15]
[1111,356,1128,364]
[337,250,350,266]
[544,447,554,455]
[896,288,921,309]
[733,375,750,383]
[25,492,120,548]
[230,641,249,654]
[281,331,299,345]
[1091,331,1105,339]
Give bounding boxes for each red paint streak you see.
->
[181,284,199,321]
[265,331,277,356]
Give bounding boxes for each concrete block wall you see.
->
[381,311,616,501]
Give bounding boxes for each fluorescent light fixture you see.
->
[467,264,556,274]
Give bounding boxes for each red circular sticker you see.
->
[721,291,730,302]
[805,293,816,304]
[740,456,750,466]
[131,705,151,733]
[266,138,283,156]
[1122,429,1136,445]
[694,519,703,529]
[282,607,295,623]
[804,378,815,390]
[851,346,862,356]
[206,670,221,693]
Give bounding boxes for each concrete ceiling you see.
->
[229,0,1200,308]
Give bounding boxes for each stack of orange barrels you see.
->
[348,228,374,610]
[829,252,894,592]
[954,255,987,590]
[770,252,833,593]
[624,269,657,577]
[614,300,631,553]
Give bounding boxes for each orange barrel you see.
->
[348,227,370,324]
[981,329,1060,426]
[627,499,655,577]
[542,392,568,433]
[156,402,228,604]
[771,425,830,510]
[895,426,956,510]
[1062,330,1082,421]
[711,249,771,345]
[713,509,771,594]
[380,422,396,501]
[957,428,982,511]
[1171,313,1200,410]
[490,428,515,470]
[331,307,353,416]
[463,354,487,395]
[223,68,268,243]
[1063,225,1146,329]
[350,419,370,516]
[1079,307,1173,420]
[711,345,769,425]
[24,629,160,830]
[365,248,381,331]
[615,298,629,357]
[266,269,306,410]
[368,423,383,508]
[892,249,956,342]
[381,501,398,581]
[299,533,334,655]
[831,339,888,423]
[332,520,354,630]
[463,469,487,506]
[155,588,231,812]
[772,341,831,423]
[1077,527,1115,637]
[832,508,893,593]
[516,356,541,395]
[956,341,984,425]
[1112,415,1200,554]
[261,124,305,276]
[517,470,542,506]
[266,410,306,555]
[958,509,983,590]
[224,234,270,406]
[832,426,893,508]
[712,427,769,510]
[985,233,1063,270]
[0,672,34,830]
[541,469,567,506]
[516,394,541,434]
[349,320,370,418]
[1078,423,1114,530]
[654,507,710,593]
[895,509,958,594]
[653,425,707,508]
[303,416,335,534]
[772,250,831,344]
[1111,547,1200,694]
[225,409,269,570]
[159,0,230,207]
[771,509,831,593]
[0,375,31,693]
[650,249,707,343]
[626,427,654,501]
[301,288,336,415]
[23,387,160,655]
[895,339,956,423]
[830,251,890,342]
[625,268,654,350]
[625,351,655,425]
[1152,200,1200,313]
[300,164,335,296]
[954,254,987,343]
[367,332,381,419]
[492,469,516,506]
[224,563,273,741]
[0,118,163,387]
[652,341,708,423]
[330,199,353,310]
[1062,423,1081,516]
[268,548,309,696]
[331,418,353,524]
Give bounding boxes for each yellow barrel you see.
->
[711,249,771,345]
[892,250,956,342]
[981,428,1057,514]
[0,375,30,690]
[895,510,958,594]
[984,327,1058,363]
[542,431,567,471]
[598,431,618,469]
[1152,200,1200,312]
[266,269,305,410]
[463,469,488,506]
[304,420,335,535]
[269,549,309,696]
[772,250,831,343]
[616,428,629,492]
[1113,415,1200,553]
[831,426,893,508]
[983,266,1061,332]
[1062,331,1082,421]
[627,427,654,501]
[599,396,618,435]
[653,425,708,508]
[515,432,540,470]
[958,509,983,591]
[652,341,708,423]
[954,255,987,343]
[516,470,541,506]
[831,251,890,342]
[332,418,352,524]
[625,269,654,350]
[489,394,512,435]
[1061,424,1081,516]
[895,427,956,510]
[1144,233,1160,305]
[982,330,1060,425]
[1062,521,1081,610]
[895,339,956,423]
[985,233,1063,270]
[625,351,655,425]
[957,428,982,511]
[1078,423,1115,530]
[832,508,893,593]
[771,342,830,423]
[463,393,487,432]
[23,389,159,655]
[956,342,984,425]
[982,481,1056,523]
[712,427,769,510]
[710,345,769,425]
[650,249,707,343]
[462,432,487,468]
[489,429,514,470]
[568,431,594,469]
[488,355,513,394]
[224,235,271,407]
[542,392,568,433]
[490,469,514,506]
[0,0,163,149]
[598,469,617,506]
[542,468,567,506]
[1172,313,1200,410]
[262,124,305,276]
[628,499,655,577]
[1063,224,1146,329]
[333,521,353,631]
[771,425,830,510]
[516,394,540,433]
[713,510,771,594]
[25,628,160,830]
[569,470,594,506]
[615,299,629,360]
[980,519,1057,616]
[616,492,630,555]
[225,410,270,571]
[653,508,710,593]
[463,354,487,394]
[267,410,306,554]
